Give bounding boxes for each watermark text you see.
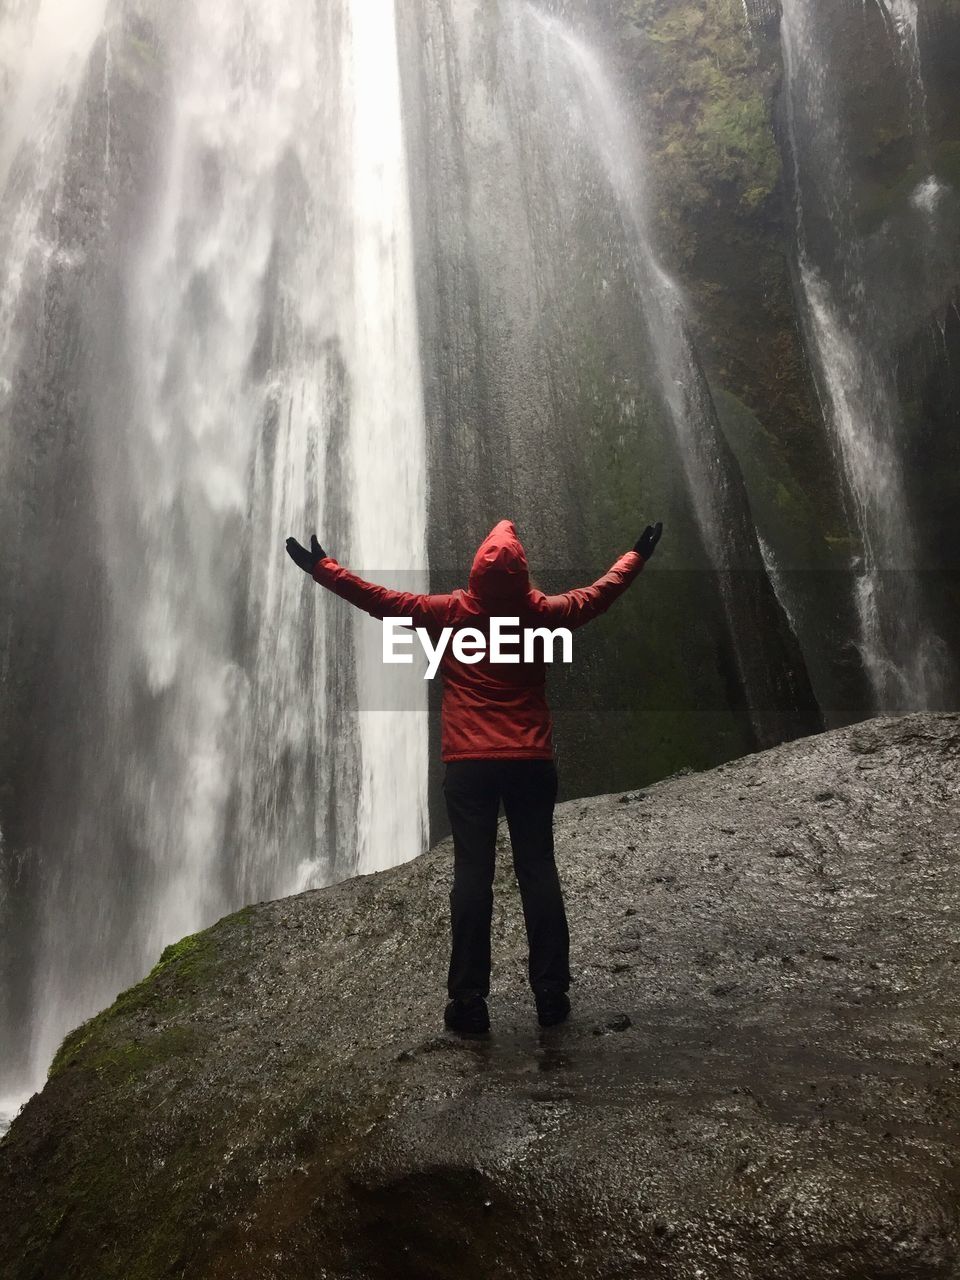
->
[383,617,573,679]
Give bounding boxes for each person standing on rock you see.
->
[286,518,663,1034]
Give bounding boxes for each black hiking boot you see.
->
[535,988,570,1028]
[444,993,490,1036]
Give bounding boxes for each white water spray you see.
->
[1,0,428,1106]
[527,7,790,740]
[874,0,928,134]
[780,0,949,711]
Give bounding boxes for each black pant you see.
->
[443,758,570,999]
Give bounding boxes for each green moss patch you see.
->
[48,907,254,1079]
[621,0,782,231]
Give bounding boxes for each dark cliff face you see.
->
[398,0,960,811]
[595,0,960,718]
[2,712,959,1279]
[396,0,829,815]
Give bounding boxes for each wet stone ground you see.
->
[2,713,959,1279]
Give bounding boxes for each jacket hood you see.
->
[468,519,530,605]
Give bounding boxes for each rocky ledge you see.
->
[2,713,959,1279]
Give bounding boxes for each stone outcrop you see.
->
[2,713,959,1279]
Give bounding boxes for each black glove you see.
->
[633,522,663,561]
[285,534,326,574]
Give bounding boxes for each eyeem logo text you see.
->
[383,617,574,679]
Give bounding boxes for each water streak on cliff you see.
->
[780,0,952,711]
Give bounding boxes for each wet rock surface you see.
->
[2,713,960,1279]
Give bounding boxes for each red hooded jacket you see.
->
[312,520,644,761]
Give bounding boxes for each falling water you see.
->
[526,8,807,744]
[874,0,949,220]
[758,534,800,640]
[875,0,928,132]
[0,0,114,1128]
[0,0,427,1110]
[779,0,950,711]
[0,0,110,457]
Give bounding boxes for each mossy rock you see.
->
[602,0,847,543]
[3,715,960,1279]
[48,912,252,1080]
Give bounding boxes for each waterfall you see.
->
[757,534,800,641]
[0,0,110,453]
[779,0,952,712]
[525,8,811,746]
[875,0,928,134]
[874,0,949,221]
[0,0,427,1112]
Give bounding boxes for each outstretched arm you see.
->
[286,535,447,631]
[538,522,662,629]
